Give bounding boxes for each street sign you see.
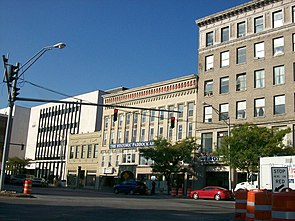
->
[271,167,289,192]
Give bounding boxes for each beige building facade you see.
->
[196,0,295,189]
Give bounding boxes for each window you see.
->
[254,69,265,88]
[104,116,109,129]
[177,124,183,140]
[119,114,123,126]
[273,10,283,28]
[237,22,246,38]
[168,105,174,119]
[168,127,173,140]
[237,47,246,64]
[126,113,131,125]
[274,95,285,115]
[159,107,164,121]
[122,150,136,164]
[150,110,155,122]
[124,130,129,143]
[273,37,284,56]
[220,77,229,94]
[236,73,246,91]
[201,133,213,153]
[101,154,105,167]
[273,65,285,85]
[293,34,295,52]
[254,16,264,33]
[178,104,184,118]
[140,128,145,142]
[69,146,74,159]
[133,112,138,124]
[204,106,212,123]
[103,132,107,145]
[149,127,154,140]
[254,98,265,117]
[75,145,80,158]
[108,154,112,167]
[187,123,193,137]
[205,55,214,71]
[293,6,295,23]
[206,31,213,46]
[158,126,164,137]
[117,130,122,143]
[254,42,264,59]
[139,154,153,166]
[132,128,137,142]
[141,111,147,123]
[221,26,229,42]
[220,51,229,67]
[219,103,229,121]
[188,102,194,117]
[217,131,228,149]
[93,144,98,158]
[116,155,119,166]
[87,144,92,158]
[204,80,213,96]
[236,101,246,119]
[81,145,86,158]
[110,131,114,144]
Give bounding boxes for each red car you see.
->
[190,186,232,201]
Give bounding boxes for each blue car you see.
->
[114,180,147,195]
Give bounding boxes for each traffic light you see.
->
[7,65,18,82]
[113,109,118,122]
[170,117,175,128]
[12,86,20,100]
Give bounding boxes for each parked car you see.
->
[189,186,232,201]
[114,180,148,195]
[10,174,34,185]
[32,177,48,187]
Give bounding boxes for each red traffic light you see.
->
[170,117,175,128]
[113,109,118,122]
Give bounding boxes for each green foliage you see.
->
[139,137,199,182]
[6,157,31,175]
[215,123,294,174]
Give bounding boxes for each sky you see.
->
[0,0,249,109]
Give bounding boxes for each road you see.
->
[0,186,235,221]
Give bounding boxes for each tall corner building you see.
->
[195,0,295,188]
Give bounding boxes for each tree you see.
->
[215,123,295,175]
[139,137,199,191]
[6,157,31,175]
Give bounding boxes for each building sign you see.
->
[109,141,154,149]
[271,167,289,192]
[104,168,114,174]
[200,156,221,164]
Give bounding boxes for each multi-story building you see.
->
[99,74,197,186]
[0,106,30,163]
[196,0,295,189]
[25,90,105,183]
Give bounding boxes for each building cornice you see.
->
[196,0,281,27]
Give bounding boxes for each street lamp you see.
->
[0,43,66,191]
[202,102,232,191]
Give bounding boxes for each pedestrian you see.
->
[151,181,156,195]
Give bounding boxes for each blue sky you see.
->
[0,0,248,109]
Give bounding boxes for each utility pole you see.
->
[0,57,20,190]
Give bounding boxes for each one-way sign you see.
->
[271,167,289,192]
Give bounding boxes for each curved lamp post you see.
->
[0,43,66,191]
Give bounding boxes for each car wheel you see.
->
[114,189,119,194]
[129,189,134,195]
[214,194,221,201]
[193,193,199,200]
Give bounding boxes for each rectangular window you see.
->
[159,107,165,121]
[254,42,265,59]
[273,37,284,56]
[124,130,129,143]
[293,34,295,52]
[110,131,114,144]
[158,126,164,137]
[217,131,228,149]
[177,124,183,140]
[132,128,137,142]
[150,127,154,140]
[87,144,92,158]
[140,128,145,142]
[69,146,74,159]
[117,130,122,143]
[273,10,283,28]
[188,102,194,117]
[168,105,174,119]
[220,51,229,67]
[206,31,213,46]
[205,55,214,71]
[141,111,147,123]
[104,116,109,129]
[221,26,229,42]
[103,132,107,145]
[237,47,246,64]
[119,114,123,127]
[133,112,138,124]
[204,80,213,96]
[150,110,155,122]
[293,6,295,23]
[236,73,246,91]
[187,123,193,137]
[273,65,285,85]
[274,95,285,115]
[254,16,264,33]
[178,104,184,118]
[126,113,131,125]
[236,101,246,119]
[220,77,229,94]
[93,144,98,158]
[201,133,213,153]
[108,154,112,166]
[254,69,265,88]
[219,103,229,121]
[81,145,86,158]
[237,22,246,38]
[101,154,105,167]
[75,145,80,158]
[116,155,119,166]
[204,106,212,123]
[254,98,265,117]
